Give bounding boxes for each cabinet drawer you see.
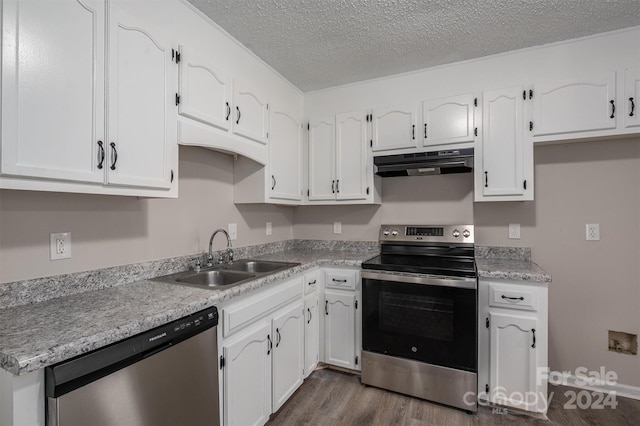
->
[489,284,538,311]
[304,269,319,295]
[325,269,357,290]
[223,277,303,337]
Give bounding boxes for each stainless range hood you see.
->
[374,148,474,177]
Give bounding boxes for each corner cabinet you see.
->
[0,0,178,197]
[475,87,533,202]
[306,112,380,205]
[478,278,549,414]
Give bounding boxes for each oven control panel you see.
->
[380,225,474,243]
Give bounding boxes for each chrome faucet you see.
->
[208,229,234,266]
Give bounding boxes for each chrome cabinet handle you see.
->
[97,141,105,169]
[110,142,118,170]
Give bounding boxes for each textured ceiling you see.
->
[187,0,640,92]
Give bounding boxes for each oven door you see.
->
[362,271,477,372]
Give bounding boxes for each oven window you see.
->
[379,292,453,342]
[363,277,477,372]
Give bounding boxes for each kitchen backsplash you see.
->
[0,239,378,309]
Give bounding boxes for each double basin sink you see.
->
[153,259,300,290]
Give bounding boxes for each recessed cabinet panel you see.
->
[304,293,320,378]
[1,0,105,183]
[233,80,269,144]
[269,110,302,201]
[324,290,356,369]
[371,104,418,151]
[178,45,232,131]
[335,112,368,201]
[489,312,539,412]
[272,301,304,412]
[532,72,616,137]
[422,94,475,146]
[107,4,175,189]
[480,87,525,198]
[625,68,640,129]
[308,118,336,201]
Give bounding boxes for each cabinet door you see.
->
[625,68,640,129]
[422,94,476,146]
[308,118,336,201]
[478,87,528,198]
[223,322,272,426]
[232,80,269,144]
[532,72,616,137]
[335,111,368,201]
[1,0,105,183]
[106,3,176,189]
[269,109,302,201]
[489,312,539,412]
[324,290,356,369]
[272,301,304,412]
[178,45,232,131]
[304,293,320,378]
[371,104,418,151]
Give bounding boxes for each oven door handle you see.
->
[361,270,477,290]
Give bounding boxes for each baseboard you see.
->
[550,371,640,401]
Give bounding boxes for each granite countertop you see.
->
[0,248,379,376]
[475,246,552,283]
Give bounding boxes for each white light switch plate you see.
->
[228,223,237,240]
[50,232,71,260]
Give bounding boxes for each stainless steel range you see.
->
[361,225,477,412]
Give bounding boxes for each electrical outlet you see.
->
[50,232,71,260]
[228,223,237,240]
[508,223,521,239]
[586,224,600,241]
[333,221,342,234]
[266,222,272,236]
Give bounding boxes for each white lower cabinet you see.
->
[303,292,320,378]
[222,322,272,426]
[478,278,549,414]
[324,289,357,370]
[272,301,305,412]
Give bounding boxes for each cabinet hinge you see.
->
[486,317,489,328]
[366,187,370,195]
[474,127,478,137]
[171,49,181,64]
[529,121,533,132]
[523,90,526,100]
[307,189,310,197]
[355,300,358,309]
[523,179,527,190]
[219,355,225,369]
[267,104,269,110]
[175,93,180,106]
[486,384,489,393]
[171,169,174,183]
[370,140,372,148]
[307,123,310,131]
[474,97,478,107]
[529,89,533,100]
[266,132,269,139]
[355,356,359,366]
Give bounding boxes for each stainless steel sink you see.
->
[153,259,300,290]
[223,259,298,274]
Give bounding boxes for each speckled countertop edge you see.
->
[0,247,379,375]
[475,246,551,283]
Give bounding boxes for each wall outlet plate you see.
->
[266,222,272,236]
[228,223,237,240]
[50,232,71,260]
[586,224,600,241]
[508,223,521,239]
[333,221,342,234]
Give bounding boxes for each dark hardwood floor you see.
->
[267,368,640,425]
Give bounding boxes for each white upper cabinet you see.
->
[269,109,302,201]
[371,104,418,151]
[178,45,232,131]
[1,0,177,196]
[106,3,176,189]
[233,80,269,145]
[335,111,369,201]
[422,94,476,147]
[1,0,105,184]
[625,68,640,129]
[307,118,336,201]
[476,86,533,201]
[531,72,616,138]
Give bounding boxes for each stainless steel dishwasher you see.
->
[45,306,220,426]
